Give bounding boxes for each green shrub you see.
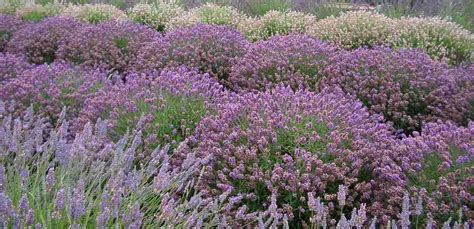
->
[15,3,63,22]
[242,0,292,16]
[127,3,183,32]
[393,16,474,64]
[308,10,398,49]
[166,3,245,31]
[238,10,316,41]
[60,4,127,24]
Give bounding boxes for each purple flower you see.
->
[71,179,85,221]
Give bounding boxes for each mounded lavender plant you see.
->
[229,35,338,91]
[57,21,160,73]
[76,67,229,151]
[0,62,110,121]
[0,14,24,52]
[322,47,472,133]
[135,24,248,83]
[6,17,83,64]
[173,85,417,226]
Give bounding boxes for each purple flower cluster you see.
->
[323,47,473,132]
[0,62,109,120]
[229,35,338,91]
[0,15,24,52]
[6,17,82,64]
[136,24,248,83]
[57,21,160,73]
[75,67,228,149]
[0,53,31,82]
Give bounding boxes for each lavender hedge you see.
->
[0,62,110,121]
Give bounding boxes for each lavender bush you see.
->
[394,16,474,65]
[136,24,248,83]
[172,85,416,226]
[238,10,316,41]
[0,14,24,52]
[75,67,229,150]
[308,11,398,49]
[127,3,183,32]
[322,47,473,132]
[6,17,83,64]
[229,35,338,91]
[0,62,110,121]
[60,4,128,24]
[166,3,246,31]
[57,21,160,73]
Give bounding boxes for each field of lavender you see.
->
[0,2,473,228]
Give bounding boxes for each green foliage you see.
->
[310,4,350,20]
[20,10,50,22]
[244,0,292,16]
[84,10,111,24]
[114,94,207,150]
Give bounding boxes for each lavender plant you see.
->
[394,16,474,65]
[166,3,245,31]
[172,85,416,226]
[127,3,184,32]
[307,11,398,49]
[398,121,474,224]
[6,17,83,64]
[57,21,160,73]
[238,10,316,41]
[229,35,338,91]
[322,47,473,132]
[0,62,110,122]
[15,3,63,22]
[0,14,24,52]
[136,24,248,83]
[60,4,128,24]
[75,67,229,151]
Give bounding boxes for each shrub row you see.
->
[0,19,472,228]
[1,3,472,64]
[1,20,472,133]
